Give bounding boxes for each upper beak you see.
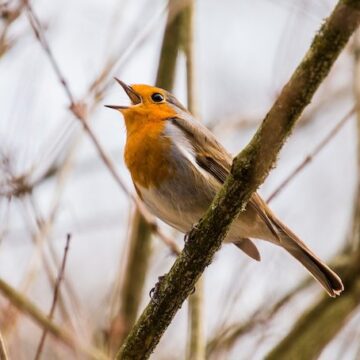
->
[104,78,141,110]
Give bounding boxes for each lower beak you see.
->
[104,104,127,110]
[105,78,141,110]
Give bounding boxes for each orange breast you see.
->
[124,120,174,188]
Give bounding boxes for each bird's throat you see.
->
[124,121,174,188]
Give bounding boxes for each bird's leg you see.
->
[149,275,166,304]
[184,222,200,244]
[184,231,190,244]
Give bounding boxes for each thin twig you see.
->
[0,277,108,359]
[88,2,168,102]
[351,29,360,252]
[34,234,71,360]
[2,148,81,337]
[29,179,84,334]
[267,107,355,203]
[25,3,74,103]
[1,194,63,336]
[206,279,310,357]
[0,331,8,360]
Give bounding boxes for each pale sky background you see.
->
[0,0,358,358]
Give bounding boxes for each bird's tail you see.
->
[271,217,344,297]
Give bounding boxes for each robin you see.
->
[106,79,343,297]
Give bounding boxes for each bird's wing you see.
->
[170,113,278,240]
[170,113,233,176]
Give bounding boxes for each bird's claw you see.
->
[185,222,201,244]
[149,275,165,304]
[184,231,190,244]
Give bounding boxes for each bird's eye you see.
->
[151,93,164,103]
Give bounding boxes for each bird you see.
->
[105,79,344,297]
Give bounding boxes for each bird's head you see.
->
[105,79,187,133]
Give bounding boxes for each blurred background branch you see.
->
[180,3,206,360]
[34,234,71,360]
[0,277,106,359]
[0,330,8,360]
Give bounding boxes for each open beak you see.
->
[105,78,141,110]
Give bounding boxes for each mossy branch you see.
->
[117,1,360,359]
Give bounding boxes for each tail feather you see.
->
[273,219,344,297]
[284,242,343,297]
[233,238,261,261]
[238,194,343,296]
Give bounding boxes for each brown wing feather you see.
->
[195,154,228,183]
[233,238,261,261]
[171,115,278,239]
[170,116,233,168]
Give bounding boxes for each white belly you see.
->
[136,180,212,233]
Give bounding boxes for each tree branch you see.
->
[34,234,71,360]
[267,107,354,203]
[155,2,183,90]
[0,330,8,360]
[180,3,206,360]
[116,1,360,358]
[206,278,310,357]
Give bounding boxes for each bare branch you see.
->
[34,234,71,360]
[0,331,9,360]
[267,107,355,203]
[0,277,107,359]
[206,279,310,357]
[181,3,206,360]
